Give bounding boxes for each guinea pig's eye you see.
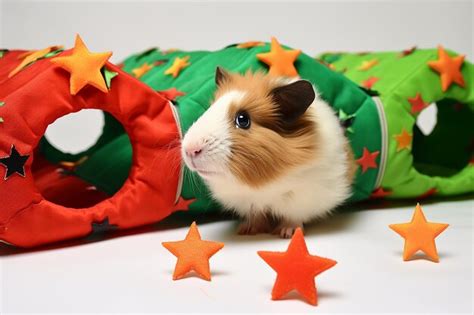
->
[235,111,251,129]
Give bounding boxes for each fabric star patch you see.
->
[258,228,337,306]
[9,45,63,77]
[389,203,448,262]
[357,59,378,71]
[408,93,428,114]
[52,34,112,95]
[428,46,465,91]
[101,67,118,90]
[132,62,153,79]
[0,49,8,58]
[237,41,265,49]
[394,128,412,151]
[361,76,379,89]
[256,37,301,77]
[370,187,392,199]
[356,147,379,173]
[165,56,191,78]
[172,197,196,212]
[338,109,356,133]
[399,46,417,57]
[162,222,224,281]
[0,145,30,180]
[157,87,185,102]
[90,217,118,234]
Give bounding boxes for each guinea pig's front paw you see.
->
[237,215,272,235]
[272,223,303,239]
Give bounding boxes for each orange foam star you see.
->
[51,35,112,95]
[162,222,224,281]
[236,41,265,49]
[258,228,337,306]
[357,59,378,71]
[356,147,380,173]
[389,204,448,262]
[9,45,63,77]
[394,128,413,151]
[256,37,301,77]
[428,46,465,92]
[165,56,190,78]
[132,62,153,78]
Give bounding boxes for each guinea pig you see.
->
[181,67,356,238]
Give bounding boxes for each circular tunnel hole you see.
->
[412,99,473,177]
[32,109,132,208]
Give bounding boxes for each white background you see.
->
[0,0,473,314]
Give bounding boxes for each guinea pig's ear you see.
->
[270,80,315,123]
[215,67,230,86]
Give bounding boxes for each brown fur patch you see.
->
[344,141,357,184]
[215,71,319,187]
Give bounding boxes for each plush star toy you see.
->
[162,222,224,281]
[256,37,301,77]
[258,228,337,306]
[428,46,465,92]
[51,34,112,95]
[389,203,449,262]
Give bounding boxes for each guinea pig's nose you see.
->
[185,143,203,157]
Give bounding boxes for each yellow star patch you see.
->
[132,63,153,79]
[165,56,190,78]
[357,59,378,71]
[256,37,301,77]
[51,34,112,95]
[9,45,63,77]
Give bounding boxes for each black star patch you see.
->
[90,217,118,234]
[0,145,30,180]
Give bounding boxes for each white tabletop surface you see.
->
[1,198,472,314]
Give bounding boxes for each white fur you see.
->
[182,86,351,228]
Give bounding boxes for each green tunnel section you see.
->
[320,48,474,198]
[39,42,384,212]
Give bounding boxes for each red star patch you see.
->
[157,87,185,101]
[172,197,196,212]
[418,188,437,200]
[370,187,392,199]
[361,76,379,89]
[356,148,380,173]
[408,93,428,114]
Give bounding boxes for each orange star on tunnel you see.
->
[132,62,153,78]
[162,222,224,281]
[258,228,337,306]
[9,45,63,77]
[428,46,465,92]
[51,34,112,95]
[394,128,413,151]
[165,56,191,78]
[256,37,301,77]
[389,203,448,262]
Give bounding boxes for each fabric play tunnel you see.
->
[0,38,472,247]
